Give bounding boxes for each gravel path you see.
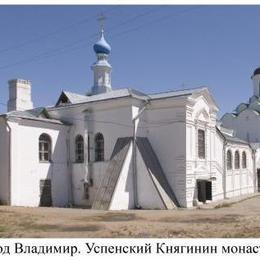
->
[1,194,260,238]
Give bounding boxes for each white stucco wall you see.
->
[140,98,187,207]
[109,141,166,210]
[224,144,254,198]
[8,118,70,207]
[109,142,134,210]
[2,87,255,210]
[0,119,10,204]
[136,148,165,209]
[185,95,224,207]
[48,99,139,207]
[213,132,225,201]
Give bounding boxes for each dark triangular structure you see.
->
[136,137,180,208]
[92,137,179,210]
[92,137,132,210]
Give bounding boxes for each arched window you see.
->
[227,150,232,170]
[95,133,104,162]
[198,129,205,159]
[235,150,240,169]
[75,135,84,163]
[39,134,51,162]
[242,151,247,169]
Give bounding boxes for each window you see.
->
[83,182,89,200]
[87,135,90,163]
[39,134,51,162]
[75,135,84,163]
[235,150,240,169]
[198,129,205,159]
[227,150,232,170]
[95,133,104,162]
[242,151,247,169]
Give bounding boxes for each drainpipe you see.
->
[66,126,73,206]
[3,116,12,205]
[252,148,257,193]
[132,101,149,209]
[223,140,227,199]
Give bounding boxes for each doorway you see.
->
[197,180,212,203]
[257,169,260,192]
[40,179,52,207]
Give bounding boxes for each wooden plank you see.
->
[92,137,132,210]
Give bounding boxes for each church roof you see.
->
[4,87,215,124]
[148,87,207,100]
[222,132,249,145]
[84,88,150,103]
[2,107,65,125]
[51,87,214,111]
[217,125,249,145]
[54,88,150,108]
[55,91,89,106]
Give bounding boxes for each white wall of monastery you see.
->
[224,143,254,198]
[0,118,10,204]
[48,98,144,207]
[139,97,187,207]
[7,119,69,207]
[135,147,166,209]
[109,142,134,210]
[185,95,224,207]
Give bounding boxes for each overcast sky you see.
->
[0,5,259,117]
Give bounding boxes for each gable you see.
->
[55,92,71,106]
[191,88,219,113]
[196,108,210,121]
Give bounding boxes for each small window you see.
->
[75,135,84,163]
[95,133,104,162]
[227,150,232,170]
[88,134,90,163]
[39,134,51,162]
[235,151,240,169]
[83,183,89,200]
[242,151,247,169]
[198,129,205,159]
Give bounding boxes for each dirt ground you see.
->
[1,194,260,238]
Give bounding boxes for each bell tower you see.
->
[91,15,112,95]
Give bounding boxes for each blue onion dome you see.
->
[93,31,111,55]
[254,67,260,76]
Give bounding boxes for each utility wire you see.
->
[0,6,160,70]
[111,5,204,39]
[0,6,206,71]
[0,5,119,55]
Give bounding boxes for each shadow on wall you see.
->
[124,155,134,209]
[36,128,69,208]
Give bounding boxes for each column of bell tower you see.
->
[91,29,112,95]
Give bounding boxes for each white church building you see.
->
[0,27,257,210]
[222,68,260,193]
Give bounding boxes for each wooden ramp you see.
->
[136,137,180,208]
[91,137,132,210]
